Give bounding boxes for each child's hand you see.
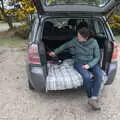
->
[82,64,90,69]
[48,52,56,57]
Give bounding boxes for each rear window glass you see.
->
[43,17,106,38]
[46,0,110,7]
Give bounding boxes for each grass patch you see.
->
[0,31,26,48]
[115,36,120,43]
[0,21,5,24]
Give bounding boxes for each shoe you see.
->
[88,99,101,111]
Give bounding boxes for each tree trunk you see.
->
[0,11,14,29]
[0,0,13,29]
[5,16,13,29]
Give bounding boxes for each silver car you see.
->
[27,0,120,92]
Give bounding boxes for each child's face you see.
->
[77,32,88,42]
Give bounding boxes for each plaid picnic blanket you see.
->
[46,59,108,91]
[46,59,83,91]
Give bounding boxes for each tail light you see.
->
[28,44,41,64]
[112,43,119,62]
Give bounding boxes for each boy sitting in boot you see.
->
[49,27,102,110]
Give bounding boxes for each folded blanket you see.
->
[46,59,108,91]
[46,59,83,90]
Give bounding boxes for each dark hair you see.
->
[77,27,90,38]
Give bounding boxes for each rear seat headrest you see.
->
[68,19,77,27]
[44,21,54,29]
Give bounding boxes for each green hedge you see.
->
[14,24,30,39]
[109,15,120,36]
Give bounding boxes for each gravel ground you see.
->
[0,47,120,120]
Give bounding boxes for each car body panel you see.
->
[106,61,117,84]
[32,0,119,16]
[27,61,117,91]
[27,64,46,92]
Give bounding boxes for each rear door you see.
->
[32,0,119,16]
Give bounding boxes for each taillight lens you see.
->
[28,44,41,64]
[112,44,119,62]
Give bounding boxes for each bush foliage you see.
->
[15,24,30,39]
[109,15,120,35]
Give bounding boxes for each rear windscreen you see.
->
[46,0,110,7]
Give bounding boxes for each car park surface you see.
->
[0,46,120,119]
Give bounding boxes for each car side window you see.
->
[28,22,35,43]
[94,20,105,36]
[28,17,39,43]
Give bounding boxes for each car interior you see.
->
[42,17,108,68]
[41,17,112,90]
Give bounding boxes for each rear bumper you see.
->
[106,61,117,85]
[27,64,46,92]
[26,61,117,92]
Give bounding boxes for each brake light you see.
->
[28,44,40,64]
[112,44,119,62]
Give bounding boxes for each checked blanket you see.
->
[46,59,83,91]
